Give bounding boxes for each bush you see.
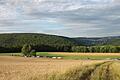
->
[30,50,36,57]
[21,44,31,56]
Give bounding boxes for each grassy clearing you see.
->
[0,52,120,60]
[63,55,120,60]
[37,52,63,57]
[37,52,120,60]
[0,53,22,56]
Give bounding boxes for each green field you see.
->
[0,52,120,60]
[0,53,22,56]
[37,52,120,60]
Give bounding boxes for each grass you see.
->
[37,52,63,57]
[0,56,103,80]
[48,61,120,80]
[0,53,22,56]
[37,52,120,60]
[0,52,120,60]
[0,55,120,80]
[63,55,120,60]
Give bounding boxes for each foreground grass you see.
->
[0,56,103,80]
[0,56,120,80]
[48,61,120,80]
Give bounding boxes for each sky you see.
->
[0,0,120,37]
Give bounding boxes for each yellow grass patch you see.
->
[50,52,120,56]
[0,56,104,80]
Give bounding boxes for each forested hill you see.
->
[0,33,119,53]
[73,36,120,46]
[0,33,76,52]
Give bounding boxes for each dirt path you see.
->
[79,61,113,80]
[52,61,118,80]
[90,62,114,80]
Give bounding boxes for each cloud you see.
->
[113,0,120,3]
[0,0,120,37]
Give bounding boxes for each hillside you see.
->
[0,33,75,52]
[73,36,120,46]
[0,33,119,53]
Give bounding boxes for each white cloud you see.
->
[0,0,120,37]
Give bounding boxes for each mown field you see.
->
[0,56,105,80]
[49,61,120,80]
[0,53,120,80]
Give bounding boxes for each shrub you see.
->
[30,50,36,57]
[21,44,31,56]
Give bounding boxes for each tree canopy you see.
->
[0,33,119,53]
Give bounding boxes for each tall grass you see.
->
[0,56,103,80]
[48,61,120,80]
[0,56,120,80]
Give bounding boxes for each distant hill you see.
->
[73,36,120,46]
[0,33,119,52]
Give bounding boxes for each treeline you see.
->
[72,46,120,53]
[0,45,72,53]
[0,33,75,53]
[0,33,120,53]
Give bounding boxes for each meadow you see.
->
[0,52,120,80]
[48,52,120,60]
[1,52,120,60]
[0,56,105,80]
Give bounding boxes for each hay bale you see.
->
[52,57,57,59]
[37,56,40,58]
[57,57,62,59]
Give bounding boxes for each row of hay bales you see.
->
[24,56,63,59]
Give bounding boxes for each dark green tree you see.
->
[21,44,31,56]
[71,46,87,53]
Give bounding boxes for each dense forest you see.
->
[0,33,120,53]
[0,33,75,53]
[72,46,120,53]
[73,36,120,46]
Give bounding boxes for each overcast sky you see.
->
[0,0,120,37]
